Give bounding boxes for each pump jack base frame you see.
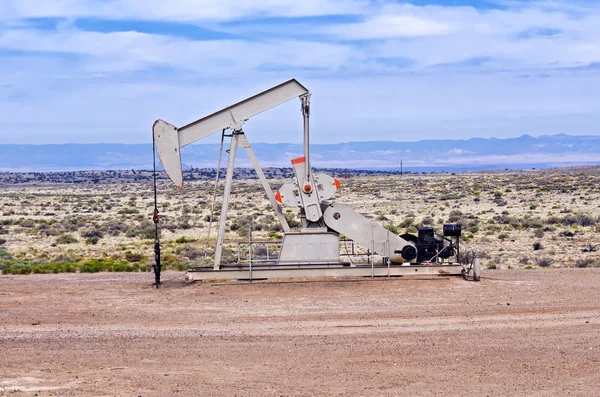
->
[184,263,466,282]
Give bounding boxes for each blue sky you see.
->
[0,0,599,144]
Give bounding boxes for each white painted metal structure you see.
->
[153,79,467,281]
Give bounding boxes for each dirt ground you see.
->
[1,269,599,397]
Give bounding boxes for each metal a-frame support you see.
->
[213,129,291,269]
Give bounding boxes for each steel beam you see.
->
[185,264,465,282]
[239,134,291,233]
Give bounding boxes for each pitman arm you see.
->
[322,203,417,262]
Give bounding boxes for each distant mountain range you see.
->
[1,134,599,172]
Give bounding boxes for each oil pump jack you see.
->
[152,79,479,281]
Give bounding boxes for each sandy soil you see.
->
[1,269,599,396]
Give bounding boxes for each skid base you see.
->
[185,263,465,282]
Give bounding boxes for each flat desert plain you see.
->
[1,167,600,396]
[1,269,599,396]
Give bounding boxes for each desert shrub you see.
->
[4,262,33,274]
[52,252,79,264]
[284,213,300,228]
[105,221,129,236]
[487,263,497,270]
[519,256,530,265]
[533,242,543,251]
[80,262,98,273]
[0,247,12,268]
[161,253,178,267]
[118,208,139,215]
[124,251,144,263]
[176,236,196,244]
[582,243,599,253]
[521,217,544,229]
[447,210,463,223]
[493,214,519,228]
[0,238,5,245]
[56,234,78,244]
[562,214,595,227]
[420,217,434,226]
[399,218,414,228]
[268,231,282,239]
[80,259,121,272]
[178,245,204,260]
[534,229,545,238]
[86,236,99,245]
[161,222,178,233]
[535,257,553,268]
[20,218,35,228]
[112,262,136,272]
[559,230,575,238]
[440,193,464,201]
[81,230,103,239]
[139,225,158,240]
[178,220,192,230]
[575,258,600,268]
[42,226,61,236]
[253,245,269,257]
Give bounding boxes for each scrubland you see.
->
[1,166,599,274]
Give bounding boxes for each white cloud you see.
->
[0,0,372,22]
[0,0,599,144]
[326,14,456,39]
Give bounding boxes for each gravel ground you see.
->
[1,269,599,396]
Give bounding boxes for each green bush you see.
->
[86,236,99,245]
[175,236,196,244]
[268,231,282,239]
[56,234,78,244]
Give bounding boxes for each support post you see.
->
[473,257,481,282]
[214,133,239,269]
